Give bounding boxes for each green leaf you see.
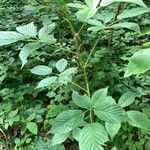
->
[16,22,37,37]
[8,110,18,118]
[113,0,147,8]
[91,87,108,107]
[124,48,150,77]
[111,147,117,150]
[26,122,38,135]
[87,19,105,32]
[87,19,104,27]
[110,22,140,33]
[14,138,21,146]
[67,3,87,9]
[39,34,56,44]
[36,76,58,89]
[35,138,47,150]
[72,91,91,109]
[143,41,150,48]
[0,31,25,46]
[51,110,84,134]
[30,65,52,75]
[88,26,104,33]
[52,132,69,145]
[118,92,135,107]
[19,42,41,68]
[94,12,115,24]
[72,127,81,141]
[105,122,121,139]
[94,103,127,123]
[141,27,150,36]
[38,23,55,39]
[85,0,100,8]
[56,58,68,72]
[100,0,112,7]
[127,111,150,130]
[67,1,99,22]
[59,67,77,84]
[117,7,150,20]
[38,24,56,44]
[100,0,147,8]
[76,7,98,22]
[26,113,36,122]
[79,123,108,150]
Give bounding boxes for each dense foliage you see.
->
[0,0,150,149]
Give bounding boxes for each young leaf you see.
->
[68,0,99,22]
[36,76,58,89]
[124,48,150,77]
[94,103,127,123]
[110,22,140,33]
[0,31,25,46]
[59,67,77,84]
[26,122,38,135]
[100,0,147,8]
[52,132,69,145]
[105,122,121,139]
[72,91,91,109]
[118,92,135,107]
[67,3,87,9]
[56,58,68,72]
[30,65,52,75]
[94,12,115,24]
[16,22,37,37]
[76,8,98,22]
[79,123,108,150]
[19,42,41,68]
[38,23,55,40]
[117,7,150,20]
[51,110,84,134]
[127,111,150,130]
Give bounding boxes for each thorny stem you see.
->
[84,34,101,68]
[108,2,125,49]
[62,2,93,123]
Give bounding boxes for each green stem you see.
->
[84,35,101,68]
[70,82,88,93]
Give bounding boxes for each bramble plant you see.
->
[0,0,150,149]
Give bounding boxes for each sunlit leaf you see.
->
[127,111,150,130]
[125,48,150,77]
[0,31,25,46]
[30,65,52,75]
[51,110,84,134]
[36,76,58,89]
[16,22,37,37]
[19,42,41,68]
[79,123,108,150]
